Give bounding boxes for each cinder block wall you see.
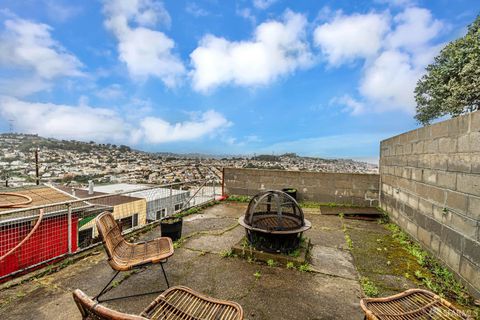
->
[380,110,480,297]
[223,168,379,206]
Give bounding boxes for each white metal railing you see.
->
[0,179,219,281]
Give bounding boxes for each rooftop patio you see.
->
[0,201,477,319]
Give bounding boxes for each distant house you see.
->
[0,185,88,280]
[52,186,147,248]
[90,183,190,222]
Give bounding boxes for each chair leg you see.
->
[95,263,171,302]
[94,270,120,302]
[160,262,170,288]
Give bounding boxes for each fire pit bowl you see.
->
[238,190,311,253]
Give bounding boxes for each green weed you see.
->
[360,277,379,297]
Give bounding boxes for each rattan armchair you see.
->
[360,289,473,319]
[73,286,244,320]
[94,212,174,302]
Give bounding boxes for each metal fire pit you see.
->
[238,190,311,253]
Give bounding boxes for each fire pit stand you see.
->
[238,190,311,253]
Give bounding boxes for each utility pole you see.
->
[35,148,40,185]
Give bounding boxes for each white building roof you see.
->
[88,183,189,201]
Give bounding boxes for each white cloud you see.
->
[45,1,82,23]
[190,10,313,92]
[375,0,416,7]
[330,95,365,115]
[140,110,231,143]
[186,3,209,17]
[103,0,185,87]
[0,96,130,142]
[386,7,443,52]
[0,76,52,97]
[360,50,420,112]
[253,0,278,10]
[0,95,230,144]
[95,84,124,100]
[236,7,256,25]
[315,6,444,114]
[313,12,390,65]
[0,17,83,80]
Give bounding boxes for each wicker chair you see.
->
[94,212,174,302]
[360,289,473,320]
[73,286,244,320]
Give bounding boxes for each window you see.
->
[78,228,93,248]
[174,203,183,211]
[156,208,166,220]
[117,216,133,231]
[132,213,138,227]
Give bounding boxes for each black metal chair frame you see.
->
[94,260,170,303]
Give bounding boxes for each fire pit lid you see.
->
[239,190,311,234]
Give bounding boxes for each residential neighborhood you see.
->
[0,133,378,187]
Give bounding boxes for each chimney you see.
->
[88,180,94,195]
[71,187,76,197]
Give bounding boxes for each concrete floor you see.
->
[0,202,368,320]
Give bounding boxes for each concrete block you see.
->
[423,169,437,185]
[458,134,470,152]
[448,115,470,136]
[411,168,423,181]
[441,226,463,252]
[438,137,457,153]
[432,205,446,224]
[407,194,419,210]
[471,110,480,132]
[406,220,418,238]
[472,154,480,174]
[407,155,420,167]
[425,139,439,153]
[402,167,412,179]
[448,153,471,173]
[459,257,480,293]
[412,141,424,154]
[395,144,404,155]
[445,190,468,213]
[404,143,412,154]
[431,121,450,139]
[418,198,433,216]
[469,132,480,152]
[445,211,478,240]
[430,155,449,170]
[467,195,480,219]
[417,184,445,204]
[431,234,441,254]
[463,238,480,266]
[417,126,431,140]
[439,242,461,272]
[425,215,442,237]
[437,172,457,190]
[418,226,431,247]
[457,173,480,197]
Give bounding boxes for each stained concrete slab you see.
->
[310,245,358,280]
[182,225,244,253]
[0,202,365,320]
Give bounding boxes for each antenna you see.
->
[8,119,14,133]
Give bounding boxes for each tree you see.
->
[414,15,480,125]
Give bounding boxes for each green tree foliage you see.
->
[415,15,480,125]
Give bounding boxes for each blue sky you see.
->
[0,0,478,163]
